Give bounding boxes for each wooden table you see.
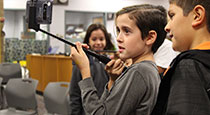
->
[26,54,73,92]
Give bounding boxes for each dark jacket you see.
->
[152,50,210,115]
[69,54,109,115]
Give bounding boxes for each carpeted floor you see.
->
[36,94,47,115]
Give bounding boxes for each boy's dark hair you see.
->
[115,4,167,53]
[169,0,210,32]
[83,23,114,50]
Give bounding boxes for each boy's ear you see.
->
[192,5,206,27]
[146,30,157,45]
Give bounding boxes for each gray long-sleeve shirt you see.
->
[79,61,160,115]
[69,55,109,115]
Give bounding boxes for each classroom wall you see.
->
[4,0,169,53]
[4,10,24,39]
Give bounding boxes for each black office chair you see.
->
[0,78,38,114]
[0,77,3,108]
[0,63,22,84]
[0,63,22,109]
[43,82,70,115]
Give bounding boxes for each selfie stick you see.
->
[27,1,127,71]
[38,29,112,64]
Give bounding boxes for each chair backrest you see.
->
[0,63,22,84]
[0,77,2,98]
[0,78,2,84]
[43,82,70,115]
[5,78,38,110]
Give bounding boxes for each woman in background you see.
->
[69,23,115,115]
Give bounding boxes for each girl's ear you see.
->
[192,5,205,27]
[145,30,157,45]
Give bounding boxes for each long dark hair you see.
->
[83,23,114,50]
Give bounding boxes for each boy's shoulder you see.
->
[172,50,210,69]
[128,61,158,76]
[132,61,156,70]
[164,50,210,79]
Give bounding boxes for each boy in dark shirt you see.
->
[152,0,210,114]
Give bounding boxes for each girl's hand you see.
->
[70,42,91,79]
[105,59,125,80]
[105,59,125,90]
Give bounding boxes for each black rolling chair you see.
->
[43,82,70,115]
[0,78,38,114]
[0,63,22,109]
[0,63,22,84]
